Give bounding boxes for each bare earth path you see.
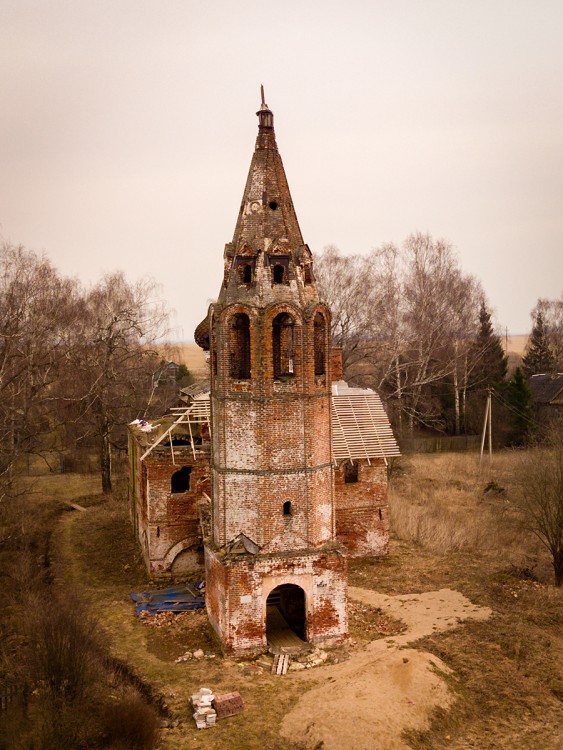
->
[280,587,492,750]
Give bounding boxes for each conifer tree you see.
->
[504,367,533,445]
[470,302,507,388]
[522,311,556,377]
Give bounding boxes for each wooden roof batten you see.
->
[331,382,401,465]
[136,381,399,466]
[139,399,210,463]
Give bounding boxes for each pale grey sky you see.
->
[1,0,562,338]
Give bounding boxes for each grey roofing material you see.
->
[528,373,563,404]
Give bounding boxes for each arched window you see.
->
[229,313,251,379]
[314,313,326,376]
[273,264,285,284]
[272,313,295,378]
[283,501,292,516]
[303,266,313,285]
[171,466,192,493]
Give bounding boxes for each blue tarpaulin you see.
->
[130,582,205,615]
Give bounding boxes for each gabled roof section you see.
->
[225,533,261,556]
[133,379,400,465]
[331,381,401,463]
[528,373,563,404]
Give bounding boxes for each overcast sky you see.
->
[1,0,562,339]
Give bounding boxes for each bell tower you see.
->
[197,89,348,656]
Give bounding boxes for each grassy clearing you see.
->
[389,452,544,571]
[350,450,563,749]
[51,489,306,750]
[4,451,562,749]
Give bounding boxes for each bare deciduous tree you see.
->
[514,424,563,586]
[67,272,169,493]
[314,234,485,435]
[0,243,78,506]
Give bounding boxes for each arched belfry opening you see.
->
[314,312,327,376]
[229,313,251,379]
[272,313,295,378]
[266,584,307,650]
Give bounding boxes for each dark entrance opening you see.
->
[266,584,307,652]
[171,466,192,493]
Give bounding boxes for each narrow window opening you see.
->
[239,263,252,284]
[304,266,313,285]
[269,200,278,210]
[344,461,358,484]
[314,312,326,376]
[378,508,383,520]
[156,526,160,538]
[273,264,285,284]
[283,501,292,516]
[171,466,192,493]
[273,313,295,378]
[229,313,251,379]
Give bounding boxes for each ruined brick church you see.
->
[129,91,399,656]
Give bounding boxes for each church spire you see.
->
[214,90,319,309]
[226,90,305,264]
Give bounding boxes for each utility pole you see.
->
[479,388,493,468]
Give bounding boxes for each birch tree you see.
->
[315,234,485,435]
[0,243,77,504]
[68,272,169,493]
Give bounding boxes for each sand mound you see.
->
[280,587,491,750]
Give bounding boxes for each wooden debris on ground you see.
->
[272,653,291,675]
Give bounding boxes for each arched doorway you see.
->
[266,584,307,651]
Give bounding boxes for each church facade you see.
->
[129,92,400,656]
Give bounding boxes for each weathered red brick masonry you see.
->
[129,91,399,656]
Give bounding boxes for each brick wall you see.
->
[129,437,211,577]
[209,302,334,554]
[334,459,390,556]
[205,545,348,656]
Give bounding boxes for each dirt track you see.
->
[280,587,492,750]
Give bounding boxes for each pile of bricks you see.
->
[213,691,244,719]
[191,688,217,729]
[191,687,244,729]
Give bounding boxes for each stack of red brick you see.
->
[191,687,244,729]
[213,691,244,719]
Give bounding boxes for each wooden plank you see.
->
[266,606,308,655]
[65,501,87,512]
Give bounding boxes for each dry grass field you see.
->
[153,343,208,377]
[3,450,561,749]
[503,334,528,356]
